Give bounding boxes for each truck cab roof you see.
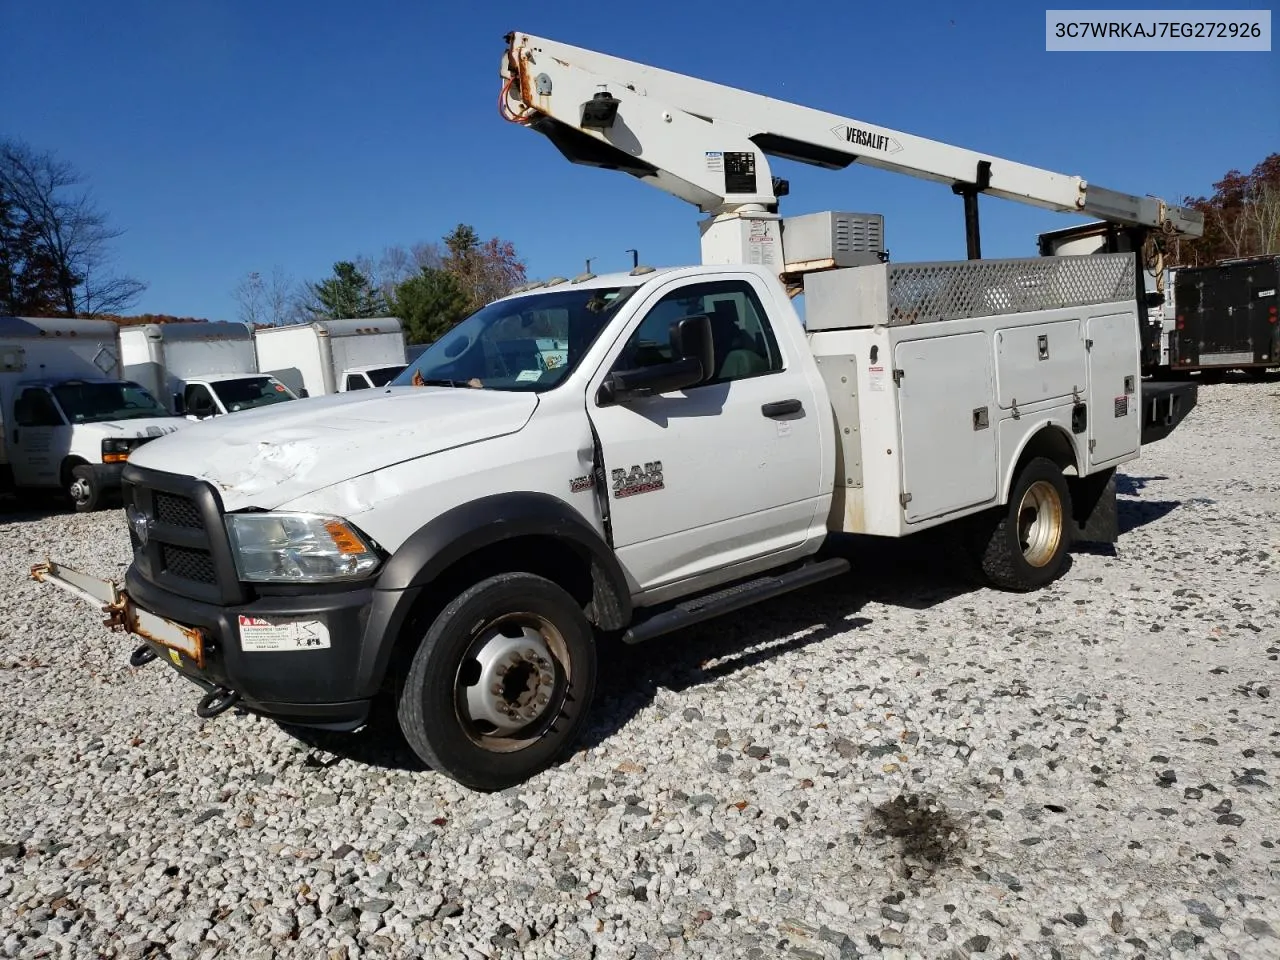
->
[499,267,680,301]
[13,376,132,389]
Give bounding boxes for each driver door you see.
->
[11,388,66,487]
[586,274,826,593]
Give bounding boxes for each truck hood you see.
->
[82,417,189,439]
[126,387,539,511]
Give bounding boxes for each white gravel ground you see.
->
[1,379,1277,960]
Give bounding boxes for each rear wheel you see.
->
[396,572,597,791]
[68,465,104,513]
[965,457,1072,591]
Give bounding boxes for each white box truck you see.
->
[119,321,299,420]
[254,318,407,397]
[1,317,189,510]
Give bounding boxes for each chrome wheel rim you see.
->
[454,613,569,753]
[1017,480,1063,568]
[69,478,91,505]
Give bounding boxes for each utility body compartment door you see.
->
[895,331,997,523]
[587,273,827,591]
[995,319,1085,408]
[1086,312,1140,466]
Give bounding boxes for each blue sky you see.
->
[4,1,1277,320]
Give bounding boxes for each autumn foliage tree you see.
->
[1169,153,1280,266]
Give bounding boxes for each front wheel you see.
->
[965,457,1073,591]
[396,572,597,791]
[68,465,104,513]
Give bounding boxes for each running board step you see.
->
[622,557,850,645]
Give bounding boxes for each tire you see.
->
[396,572,597,791]
[68,465,103,513]
[965,457,1073,592]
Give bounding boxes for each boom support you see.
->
[500,32,1203,266]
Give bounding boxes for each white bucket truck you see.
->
[2,316,188,510]
[34,31,1205,789]
[119,321,298,420]
[254,317,407,397]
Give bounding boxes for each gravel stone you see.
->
[2,383,1278,958]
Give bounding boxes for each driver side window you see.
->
[16,389,63,427]
[184,384,217,418]
[615,279,784,385]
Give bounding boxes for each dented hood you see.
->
[126,387,538,511]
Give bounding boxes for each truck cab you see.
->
[176,373,298,419]
[338,363,407,392]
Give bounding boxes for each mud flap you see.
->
[1069,470,1118,544]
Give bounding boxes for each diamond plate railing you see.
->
[886,254,1136,325]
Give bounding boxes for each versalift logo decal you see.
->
[831,125,903,154]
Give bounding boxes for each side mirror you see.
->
[297,387,309,398]
[172,393,185,415]
[597,313,715,406]
[600,358,704,405]
[671,314,715,375]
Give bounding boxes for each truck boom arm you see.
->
[501,32,1203,244]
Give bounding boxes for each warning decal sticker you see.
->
[239,616,332,652]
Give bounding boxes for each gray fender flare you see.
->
[353,492,632,697]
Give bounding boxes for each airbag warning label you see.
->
[238,616,331,652]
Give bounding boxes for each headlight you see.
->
[224,512,381,583]
[102,438,133,463]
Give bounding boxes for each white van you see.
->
[1,317,189,510]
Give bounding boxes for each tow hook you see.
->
[129,644,158,667]
[195,687,241,719]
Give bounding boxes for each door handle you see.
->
[761,399,803,418]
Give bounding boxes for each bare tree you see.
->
[352,243,447,307]
[1245,180,1280,255]
[233,266,304,326]
[0,137,145,316]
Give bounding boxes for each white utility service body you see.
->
[1,317,188,509]
[119,321,298,419]
[254,317,408,397]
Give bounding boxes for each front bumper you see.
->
[90,461,126,491]
[32,560,380,731]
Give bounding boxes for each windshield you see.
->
[210,376,296,412]
[53,381,169,423]
[392,285,637,392]
[365,365,404,387]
